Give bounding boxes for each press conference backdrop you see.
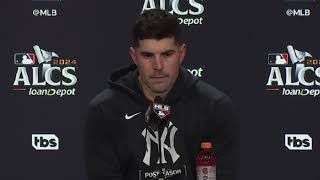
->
[1,0,319,179]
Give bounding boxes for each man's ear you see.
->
[179,43,186,64]
[129,46,137,65]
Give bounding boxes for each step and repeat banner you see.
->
[1,0,319,180]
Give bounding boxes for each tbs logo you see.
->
[32,134,59,150]
[285,134,312,150]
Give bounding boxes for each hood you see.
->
[107,64,200,105]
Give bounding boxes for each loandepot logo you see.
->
[12,45,78,97]
[187,66,204,77]
[265,45,320,97]
[141,0,205,26]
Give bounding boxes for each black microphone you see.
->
[145,96,171,132]
[145,96,171,169]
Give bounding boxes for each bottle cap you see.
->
[201,142,212,149]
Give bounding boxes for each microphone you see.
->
[144,96,171,168]
[145,96,171,132]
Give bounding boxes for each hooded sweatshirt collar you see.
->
[108,64,199,105]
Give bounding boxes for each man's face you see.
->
[129,37,186,95]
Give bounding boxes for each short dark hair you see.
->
[132,9,182,47]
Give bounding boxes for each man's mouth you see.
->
[150,76,167,79]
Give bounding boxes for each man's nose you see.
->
[152,56,164,70]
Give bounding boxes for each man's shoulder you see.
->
[193,80,230,103]
[89,86,118,107]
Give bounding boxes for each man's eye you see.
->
[164,52,173,57]
[143,54,153,58]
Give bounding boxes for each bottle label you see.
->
[196,166,216,180]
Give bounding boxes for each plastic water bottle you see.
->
[196,142,216,180]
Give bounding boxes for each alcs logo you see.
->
[141,0,205,26]
[285,134,312,150]
[32,134,59,150]
[13,45,78,97]
[265,45,320,97]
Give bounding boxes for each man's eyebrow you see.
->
[140,51,154,55]
[139,49,176,55]
[161,49,176,54]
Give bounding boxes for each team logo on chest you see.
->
[141,121,180,166]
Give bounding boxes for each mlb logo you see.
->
[14,53,36,65]
[268,53,289,65]
[153,103,170,119]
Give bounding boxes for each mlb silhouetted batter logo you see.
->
[12,45,78,97]
[141,121,180,166]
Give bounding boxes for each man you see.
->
[85,9,237,180]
